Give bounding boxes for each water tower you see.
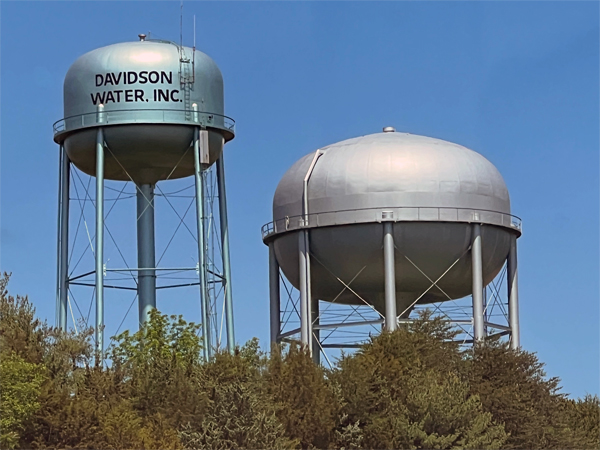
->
[54,35,235,359]
[262,128,521,363]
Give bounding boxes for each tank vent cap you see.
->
[383,126,396,133]
[138,34,147,41]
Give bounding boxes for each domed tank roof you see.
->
[266,130,520,239]
[54,38,235,183]
[54,38,234,143]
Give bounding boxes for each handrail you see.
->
[261,206,522,239]
[53,108,235,136]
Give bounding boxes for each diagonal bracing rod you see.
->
[397,247,470,319]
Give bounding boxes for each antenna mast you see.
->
[192,14,196,82]
[180,0,183,50]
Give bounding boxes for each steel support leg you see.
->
[57,145,70,330]
[269,243,280,347]
[55,147,62,328]
[471,223,485,341]
[194,127,211,361]
[137,184,156,326]
[311,297,320,364]
[383,222,397,332]
[507,234,520,349]
[216,155,235,353]
[298,230,312,349]
[95,126,105,357]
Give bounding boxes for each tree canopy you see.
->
[1,273,598,449]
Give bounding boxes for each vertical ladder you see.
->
[179,47,193,121]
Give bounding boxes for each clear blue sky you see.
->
[1,1,598,398]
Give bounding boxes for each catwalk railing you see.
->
[262,206,522,239]
[53,108,235,136]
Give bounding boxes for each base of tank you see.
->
[268,224,521,362]
[64,124,225,184]
[273,222,516,312]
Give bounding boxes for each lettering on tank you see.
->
[90,71,181,105]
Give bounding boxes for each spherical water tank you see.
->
[53,38,235,184]
[263,130,521,315]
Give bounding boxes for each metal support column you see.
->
[471,223,485,341]
[268,242,280,347]
[216,155,235,353]
[311,297,320,364]
[383,221,397,332]
[193,126,211,361]
[55,147,62,328]
[298,230,312,349]
[507,234,520,349]
[137,184,156,326]
[95,107,105,357]
[57,145,70,330]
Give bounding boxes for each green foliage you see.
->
[108,308,203,428]
[110,308,202,370]
[2,274,599,450]
[0,353,45,449]
[0,273,48,448]
[468,339,590,449]
[267,343,339,449]
[333,414,364,450]
[562,394,600,449]
[0,274,183,449]
[333,312,507,449]
[0,273,47,364]
[179,340,295,450]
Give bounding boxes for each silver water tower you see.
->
[54,36,236,359]
[263,129,521,362]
